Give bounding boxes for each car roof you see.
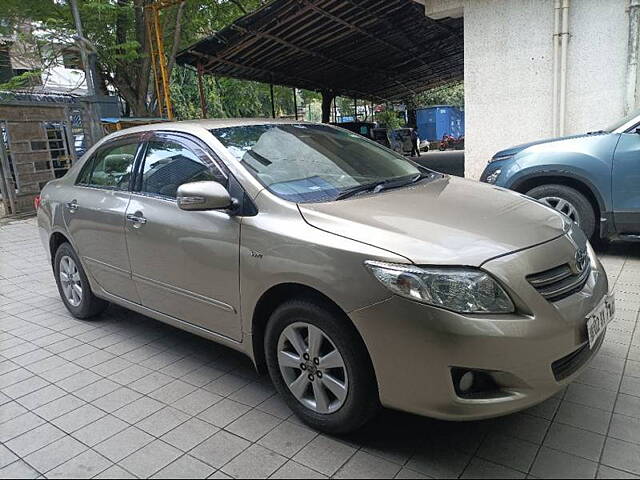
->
[107,118,312,138]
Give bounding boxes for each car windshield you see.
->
[605,108,640,132]
[211,124,423,203]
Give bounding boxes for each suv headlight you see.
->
[365,261,515,314]
[485,168,502,184]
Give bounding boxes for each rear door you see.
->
[124,133,242,340]
[612,132,640,233]
[63,136,143,303]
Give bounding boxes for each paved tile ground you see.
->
[1,217,640,479]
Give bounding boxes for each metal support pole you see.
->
[197,63,207,119]
[354,98,357,121]
[0,132,16,215]
[333,97,338,123]
[293,88,299,120]
[151,5,174,120]
[69,0,95,97]
[270,84,276,119]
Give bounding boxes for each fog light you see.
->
[451,367,504,399]
[459,372,475,393]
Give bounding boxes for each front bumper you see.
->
[350,233,611,421]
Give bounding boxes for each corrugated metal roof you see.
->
[176,0,463,101]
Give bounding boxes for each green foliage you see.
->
[412,82,464,109]
[376,110,403,130]
[171,67,301,120]
[0,70,42,91]
[1,0,462,121]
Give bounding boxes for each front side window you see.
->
[77,142,138,190]
[211,124,422,203]
[138,139,225,199]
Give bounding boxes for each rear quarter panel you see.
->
[37,180,74,263]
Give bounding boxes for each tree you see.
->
[0,0,264,116]
[375,110,403,130]
[412,82,464,109]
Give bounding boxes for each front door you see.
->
[125,133,242,341]
[63,138,141,303]
[612,132,640,233]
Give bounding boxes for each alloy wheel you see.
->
[59,256,83,307]
[277,322,348,414]
[539,196,582,225]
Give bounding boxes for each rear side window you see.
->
[137,139,226,199]
[77,143,138,190]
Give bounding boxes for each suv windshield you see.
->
[605,108,640,132]
[211,124,423,203]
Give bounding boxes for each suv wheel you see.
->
[54,242,108,319]
[265,299,379,434]
[526,184,596,239]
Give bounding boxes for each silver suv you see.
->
[37,120,614,434]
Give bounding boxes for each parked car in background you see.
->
[331,121,377,140]
[391,128,429,155]
[481,110,640,241]
[372,127,391,149]
[38,120,612,435]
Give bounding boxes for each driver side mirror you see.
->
[177,181,234,211]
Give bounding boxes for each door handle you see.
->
[66,201,79,212]
[126,213,147,226]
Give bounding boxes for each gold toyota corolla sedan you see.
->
[36,119,615,434]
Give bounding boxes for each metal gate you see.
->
[0,102,76,216]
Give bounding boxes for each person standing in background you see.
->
[410,128,420,157]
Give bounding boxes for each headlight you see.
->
[365,261,515,314]
[485,168,502,184]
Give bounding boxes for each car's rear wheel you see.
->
[526,184,597,239]
[54,242,108,319]
[265,299,379,434]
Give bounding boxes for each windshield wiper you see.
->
[335,181,387,200]
[336,173,431,200]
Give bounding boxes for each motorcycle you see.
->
[439,134,464,151]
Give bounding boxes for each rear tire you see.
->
[54,242,108,320]
[526,184,597,239]
[265,298,379,435]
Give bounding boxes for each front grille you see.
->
[527,257,591,302]
[551,334,604,381]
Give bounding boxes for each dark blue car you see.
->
[481,111,640,241]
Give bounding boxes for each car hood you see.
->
[492,131,611,159]
[298,176,570,266]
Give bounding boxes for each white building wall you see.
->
[427,0,631,180]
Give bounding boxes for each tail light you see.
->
[34,195,41,210]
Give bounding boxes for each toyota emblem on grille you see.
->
[574,248,588,274]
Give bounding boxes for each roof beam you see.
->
[229,24,418,95]
[192,50,389,101]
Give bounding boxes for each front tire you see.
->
[54,242,108,319]
[265,299,379,434]
[526,184,597,239]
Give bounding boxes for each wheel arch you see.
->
[250,282,369,374]
[509,172,605,233]
[49,231,72,265]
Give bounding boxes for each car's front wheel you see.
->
[265,299,379,434]
[54,242,108,319]
[527,184,597,239]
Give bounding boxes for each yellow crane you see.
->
[145,0,185,120]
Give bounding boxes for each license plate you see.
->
[586,295,615,349]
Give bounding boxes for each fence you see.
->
[0,102,76,216]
